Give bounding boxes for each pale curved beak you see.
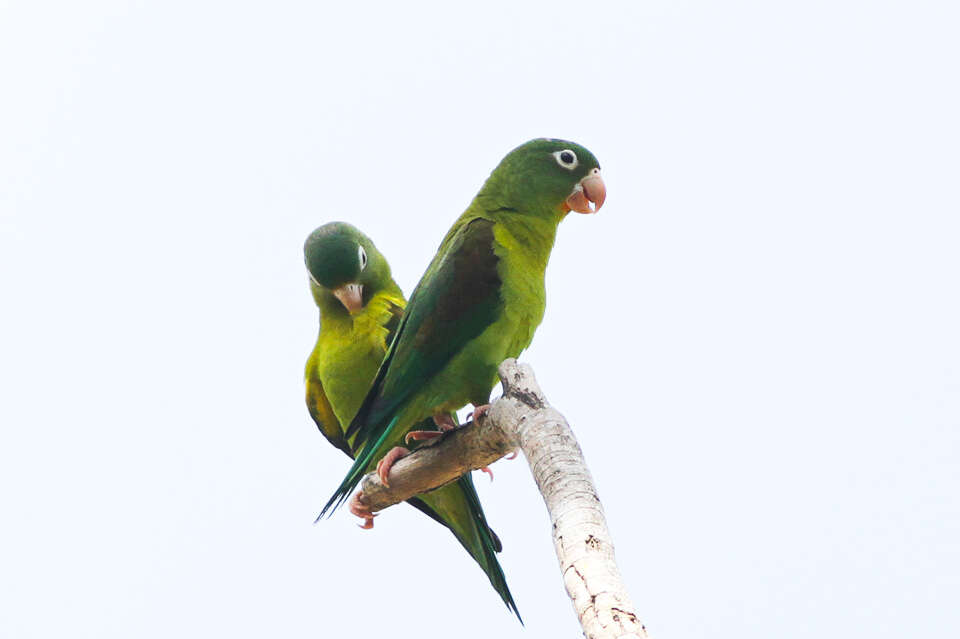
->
[332,283,364,313]
[565,169,607,214]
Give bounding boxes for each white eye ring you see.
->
[358,245,367,271]
[554,149,578,170]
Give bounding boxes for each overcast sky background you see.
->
[1,1,958,637]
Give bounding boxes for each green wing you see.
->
[349,217,502,444]
[305,349,352,457]
[322,217,503,516]
[305,294,404,458]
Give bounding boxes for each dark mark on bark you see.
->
[512,388,545,409]
[611,608,638,624]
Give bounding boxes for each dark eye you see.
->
[554,149,578,169]
[358,245,367,271]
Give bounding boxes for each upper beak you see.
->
[332,283,364,313]
[565,169,607,214]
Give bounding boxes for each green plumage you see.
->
[321,138,603,534]
[303,222,518,619]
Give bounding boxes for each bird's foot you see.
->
[350,491,377,530]
[478,448,519,482]
[467,404,491,423]
[404,412,458,446]
[432,413,457,431]
[376,446,410,487]
[404,430,443,445]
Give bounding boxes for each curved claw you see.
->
[505,451,518,460]
[404,430,443,445]
[481,466,494,482]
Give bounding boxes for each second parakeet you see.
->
[303,222,519,619]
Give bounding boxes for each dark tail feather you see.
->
[459,474,522,622]
[319,410,521,621]
[413,475,522,622]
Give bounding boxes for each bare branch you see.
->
[357,359,649,639]
[357,406,515,512]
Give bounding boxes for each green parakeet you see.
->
[303,222,519,618]
[320,138,606,523]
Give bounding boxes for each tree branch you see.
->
[357,359,649,639]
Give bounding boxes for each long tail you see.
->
[318,408,521,620]
[409,475,522,622]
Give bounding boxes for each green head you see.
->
[304,222,395,314]
[478,138,606,217]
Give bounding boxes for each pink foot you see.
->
[467,404,491,423]
[477,448,517,482]
[376,446,409,487]
[432,413,457,431]
[404,412,458,446]
[350,491,377,530]
[404,430,443,445]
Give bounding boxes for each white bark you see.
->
[357,359,649,639]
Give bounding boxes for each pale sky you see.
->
[1,1,958,637]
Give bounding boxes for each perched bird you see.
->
[304,222,519,618]
[321,138,606,520]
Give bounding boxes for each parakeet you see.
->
[303,222,519,618]
[320,138,606,523]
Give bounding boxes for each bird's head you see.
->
[481,138,606,216]
[303,222,392,314]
